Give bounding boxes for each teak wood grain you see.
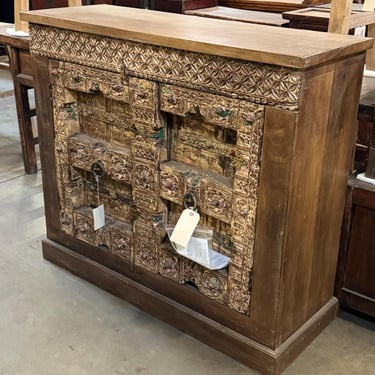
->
[15,0,29,32]
[27,6,370,374]
[278,54,365,342]
[21,5,372,69]
[328,0,352,34]
[250,107,298,346]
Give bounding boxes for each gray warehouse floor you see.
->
[0,69,375,375]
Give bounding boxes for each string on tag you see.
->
[95,174,100,208]
[91,160,105,208]
[91,161,106,231]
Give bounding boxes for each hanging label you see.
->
[93,204,105,230]
[170,208,200,249]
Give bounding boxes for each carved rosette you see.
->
[199,270,228,303]
[104,146,133,184]
[133,217,160,273]
[73,208,96,245]
[159,249,181,282]
[109,222,133,262]
[132,139,163,213]
[200,179,233,224]
[129,77,165,134]
[180,260,229,304]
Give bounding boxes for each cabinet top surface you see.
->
[21,5,372,69]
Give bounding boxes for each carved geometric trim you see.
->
[29,24,126,73]
[29,24,302,110]
[123,43,302,110]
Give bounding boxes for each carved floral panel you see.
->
[45,32,267,315]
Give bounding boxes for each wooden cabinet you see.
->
[335,77,375,319]
[23,5,371,375]
[336,178,375,318]
[31,0,216,12]
[218,0,329,12]
[283,5,375,33]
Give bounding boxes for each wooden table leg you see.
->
[7,44,38,174]
[328,0,352,34]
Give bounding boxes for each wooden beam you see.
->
[366,24,375,70]
[328,0,352,34]
[362,1,375,70]
[68,0,82,6]
[14,0,29,33]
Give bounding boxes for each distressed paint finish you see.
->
[47,40,267,314]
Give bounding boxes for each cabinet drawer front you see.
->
[160,84,239,129]
[59,62,129,102]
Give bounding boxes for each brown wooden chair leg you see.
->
[7,45,38,174]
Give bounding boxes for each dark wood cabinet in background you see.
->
[218,0,329,12]
[335,76,375,320]
[336,178,375,319]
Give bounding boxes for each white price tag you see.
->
[170,208,200,248]
[93,204,105,230]
[354,26,366,37]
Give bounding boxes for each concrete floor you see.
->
[0,69,375,375]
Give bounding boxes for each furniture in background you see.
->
[31,0,219,13]
[23,5,370,374]
[283,4,375,32]
[284,1,375,70]
[0,0,84,174]
[335,76,375,320]
[336,177,375,319]
[217,0,329,12]
[185,6,289,26]
[0,45,10,71]
[0,23,37,174]
[354,77,375,171]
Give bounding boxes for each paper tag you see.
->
[170,208,200,248]
[185,237,211,268]
[354,26,366,37]
[93,204,105,230]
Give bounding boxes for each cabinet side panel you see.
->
[278,53,365,343]
[277,62,334,343]
[307,53,365,316]
[250,107,298,347]
[33,56,61,240]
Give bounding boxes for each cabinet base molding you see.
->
[42,238,338,375]
[340,288,375,318]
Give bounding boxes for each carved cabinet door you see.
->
[50,59,265,316]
